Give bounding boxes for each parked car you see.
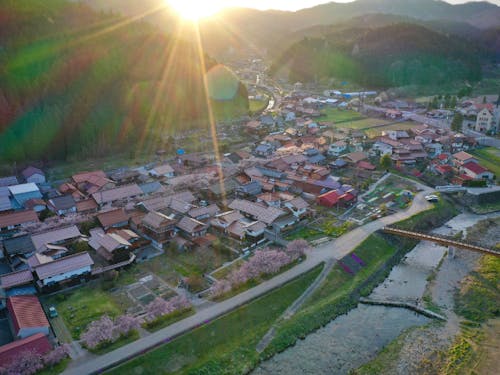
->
[425,195,439,202]
[48,306,58,318]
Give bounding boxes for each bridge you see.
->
[382,227,500,257]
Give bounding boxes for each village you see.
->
[0,79,499,368]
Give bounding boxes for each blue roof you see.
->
[308,154,326,164]
[139,182,163,195]
[6,286,37,297]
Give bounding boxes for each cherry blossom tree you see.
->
[285,239,310,261]
[145,296,191,323]
[4,350,43,375]
[43,344,70,367]
[113,315,141,337]
[209,279,232,298]
[81,315,116,349]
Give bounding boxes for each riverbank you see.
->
[354,214,500,374]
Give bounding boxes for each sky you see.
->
[221,0,500,11]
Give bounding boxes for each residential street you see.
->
[63,185,433,375]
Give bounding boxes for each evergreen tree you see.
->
[380,154,392,169]
[451,112,464,133]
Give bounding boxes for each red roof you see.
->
[7,296,49,335]
[0,333,51,366]
[462,161,488,175]
[317,190,342,207]
[341,192,356,202]
[437,154,448,160]
[357,161,376,171]
[435,165,453,174]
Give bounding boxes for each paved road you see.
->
[63,186,433,375]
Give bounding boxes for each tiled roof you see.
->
[463,161,489,175]
[177,216,207,233]
[97,209,129,228]
[22,166,44,179]
[142,211,176,229]
[188,204,220,219]
[0,176,19,187]
[0,210,39,228]
[31,225,81,251]
[49,195,76,211]
[2,234,35,255]
[229,199,285,225]
[72,170,107,184]
[76,198,98,212]
[453,151,475,162]
[7,296,49,331]
[169,199,194,214]
[92,184,143,204]
[287,197,309,210]
[151,164,174,175]
[0,333,51,366]
[35,252,93,280]
[0,270,34,289]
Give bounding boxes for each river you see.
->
[253,212,499,375]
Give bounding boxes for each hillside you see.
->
[77,0,500,59]
[0,0,248,163]
[270,23,482,87]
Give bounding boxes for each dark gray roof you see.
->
[50,195,76,211]
[237,181,262,196]
[256,167,286,179]
[139,182,164,195]
[2,234,35,255]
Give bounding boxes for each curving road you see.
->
[63,183,434,375]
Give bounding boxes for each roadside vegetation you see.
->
[107,265,324,375]
[262,197,457,359]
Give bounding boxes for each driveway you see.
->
[63,187,433,375]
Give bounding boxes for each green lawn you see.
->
[285,227,325,241]
[107,265,324,375]
[211,259,246,280]
[44,287,125,339]
[337,117,393,130]
[249,97,269,114]
[470,147,500,178]
[320,108,364,123]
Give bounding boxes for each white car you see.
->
[425,195,439,202]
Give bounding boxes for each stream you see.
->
[253,212,500,375]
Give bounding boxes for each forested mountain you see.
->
[0,0,248,163]
[270,23,483,87]
[78,0,500,59]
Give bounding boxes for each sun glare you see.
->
[167,0,224,21]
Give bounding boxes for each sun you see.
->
[167,0,224,21]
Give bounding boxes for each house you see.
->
[0,187,12,213]
[0,270,34,290]
[188,204,220,221]
[92,184,143,207]
[8,183,42,208]
[207,179,240,200]
[357,161,376,171]
[48,195,76,216]
[475,108,499,133]
[97,209,129,229]
[176,217,208,239]
[72,170,113,195]
[328,141,347,157]
[2,234,36,259]
[24,199,47,213]
[317,190,357,208]
[257,193,282,208]
[139,182,166,196]
[284,197,309,218]
[254,143,274,157]
[150,164,175,178]
[141,211,177,246]
[385,109,403,119]
[460,162,494,180]
[228,199,286,226]
[7,296,50,339]
[236,181,263,198]
[76,198,98,214]
[0,333,52,367]
[0,176,19,187]
[31,225,82,253]
[89,231,132,262]
[343,152,368,164]
[244,120,263,133]
[0,210,39,232]
[34,252,94,287]
[371,141,393,156]
[21,167,46,184]
[452,151,477,167]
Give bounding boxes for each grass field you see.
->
[249,96,270,114]
[107,265,324,375]
[470,147,500,178]
[45,287,125,339]
[320,108,364,123]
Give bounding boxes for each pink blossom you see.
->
[81,315,116,349]
[285,239,310,260]
[145,296,191,322]
[113,315,141,337]
[43,344,70,367]
[4,350,43,375]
